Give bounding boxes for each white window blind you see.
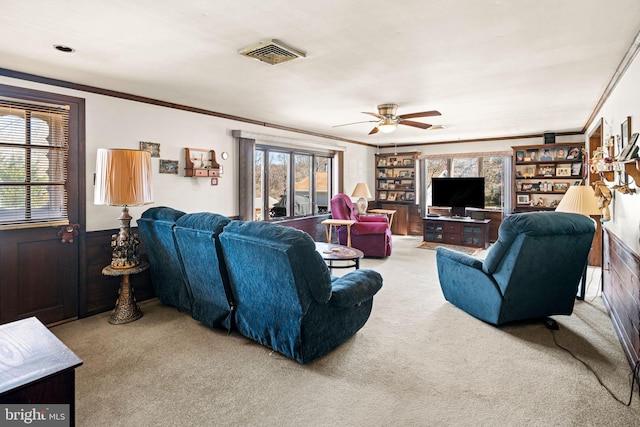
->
[0,98,69,229]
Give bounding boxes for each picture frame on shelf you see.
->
[554,147,567,160]
[402,158,413,166]
[537,164,555,176]
[556,164,571,176]
[377,158,387,167]
[572,179,583,186]
[380,181,389,189]
[566,147,582,160]
[388,157,398,166]
[517,194,530,204]
[526,149,539,162]
[571,163,582,176]
[553,182,569,192]
[540,148,553,161]
[516,151,525,162]
[378,191,387,200]
[387,192,397,201]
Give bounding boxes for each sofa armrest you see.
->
[330,269,383,308]
[435,247,483,270]
[358,215,389,224]
[351,222,390,235]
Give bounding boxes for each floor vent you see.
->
[239,39,305,65]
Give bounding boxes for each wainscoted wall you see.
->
[81,216,328,318]
[602,228,640,367]
[82,229,153,317]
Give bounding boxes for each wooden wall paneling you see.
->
[82,228,153,317]
[602,229,640,367]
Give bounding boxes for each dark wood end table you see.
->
[315,242,364,272]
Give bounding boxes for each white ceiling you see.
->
[1,0,639,146]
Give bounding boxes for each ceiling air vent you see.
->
[239,39,305,65]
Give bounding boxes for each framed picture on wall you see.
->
[621,116,632,146]
[159,159,179,174]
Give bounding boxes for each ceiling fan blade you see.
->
[368,126,380,135]
[362,111,384,119]
[333,120,378,128]
[398,110,441,120]
[399,120,432,130]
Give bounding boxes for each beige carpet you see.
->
[52,236,639,426]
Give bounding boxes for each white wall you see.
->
[0,75,375,231]
[585,50,640,255]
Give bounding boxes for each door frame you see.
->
[0,83,86,323]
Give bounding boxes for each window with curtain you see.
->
[0,99,69,228]
[424,153,509,211]
[254,145,333,221]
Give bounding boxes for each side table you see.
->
[321,219,356,247]
[102,261,149,324]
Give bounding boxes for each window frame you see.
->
[0,98,70,229]
[255,144,334,221]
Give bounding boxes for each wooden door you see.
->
[0,84,84,325]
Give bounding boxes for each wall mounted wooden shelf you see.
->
[184,148,221,178]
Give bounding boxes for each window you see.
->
[254,146,333,221]
[0,99,69,228]
[425,154,507,210]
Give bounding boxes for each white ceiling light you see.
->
[377,117,398,133]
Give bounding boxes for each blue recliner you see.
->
[436,211,595,325]
[219,220,383,363]
[138,207,190,312]
[173,213,234,331]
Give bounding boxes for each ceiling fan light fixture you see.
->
[377,118,397,133]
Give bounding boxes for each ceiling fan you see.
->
[334,104,441,135]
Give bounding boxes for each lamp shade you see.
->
[377,118,397,134]
[94,149,153,206]
[555,185,601,216]
[351,182,372,199]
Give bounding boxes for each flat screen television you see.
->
[431,177,485,217]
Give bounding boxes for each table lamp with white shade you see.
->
[94,149,154,269]
[351,182,372,214]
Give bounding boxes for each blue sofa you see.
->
[139,208,383,363]
[436,211,595,325]
[219,220,383,363]
[173,213,233,331]
[138,207,190,312]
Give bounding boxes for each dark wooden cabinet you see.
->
[0,317,82,426]
[423,216,490,249]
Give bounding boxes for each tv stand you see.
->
[422,216,490,249]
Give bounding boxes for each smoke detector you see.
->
[239,39,305,65]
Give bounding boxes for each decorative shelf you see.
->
[185,148,221,178]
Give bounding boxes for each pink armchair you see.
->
[330,194,392,257]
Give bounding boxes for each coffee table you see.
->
[315,242,364,272]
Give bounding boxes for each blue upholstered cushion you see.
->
[174,212,233,331]
[138,207,190,312]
